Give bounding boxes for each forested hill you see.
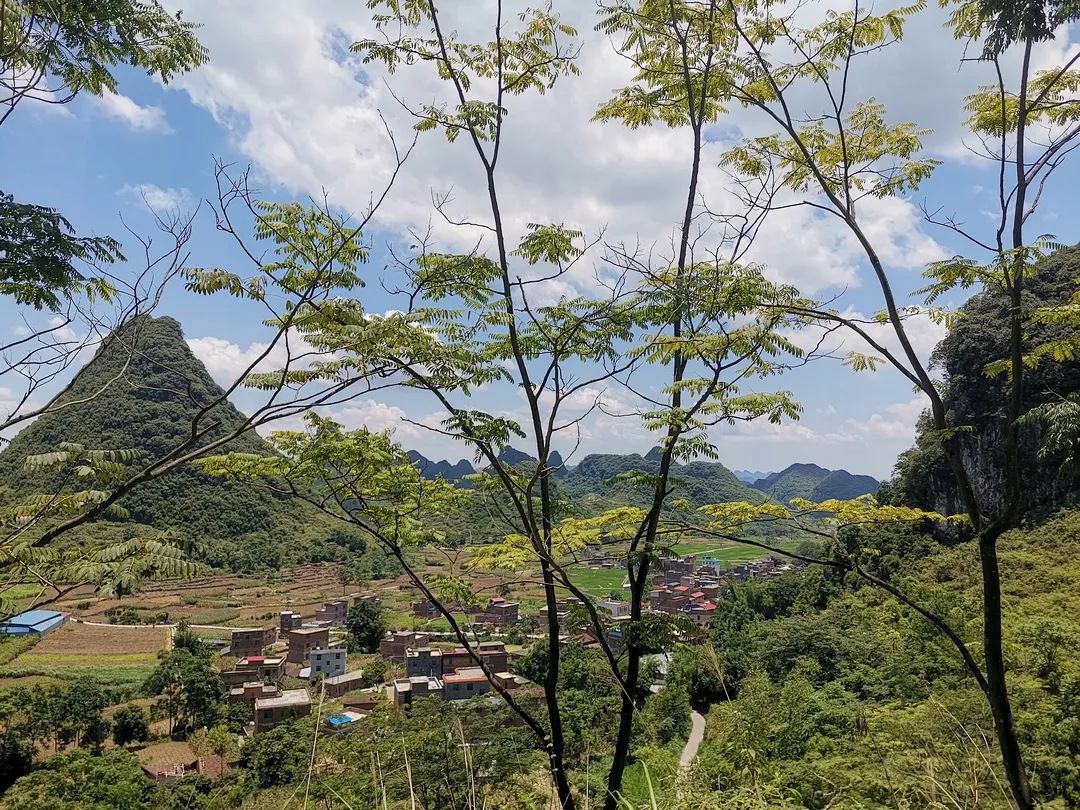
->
[0,316,367,571]
[409,445,765,509]
[752,463,879,503]
[887,244,1080,518]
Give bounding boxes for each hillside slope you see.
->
[752,463,878,503]
[0,316,367,571]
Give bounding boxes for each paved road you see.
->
[680,710,706,769]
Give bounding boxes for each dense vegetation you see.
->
[0,316,399,573]
[752,463,879,503]
[887,245,1080,518]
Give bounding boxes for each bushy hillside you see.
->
[888,244,1080,517]
[0,316,377,572]
[752,463,878,503]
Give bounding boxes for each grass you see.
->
[0,664,155,689]
[565,567,626,595]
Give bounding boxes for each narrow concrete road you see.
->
[680,710,706,769]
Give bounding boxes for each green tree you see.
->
[112,704,150,747]
[144,648,224,734]
[345,597,387,654]
[0,727,34,791]
[363,657,388,687]
[597,0,1080,805]
[239,721,311,789]
[3,748,151,810]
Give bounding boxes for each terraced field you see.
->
[0,622,170,690]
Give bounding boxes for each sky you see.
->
[1,1,1078,481]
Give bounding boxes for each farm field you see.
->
[0,622,170,690]
[564,538,790,596]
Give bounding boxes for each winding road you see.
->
[680,710,706,769]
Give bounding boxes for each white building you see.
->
[310,648,347,680]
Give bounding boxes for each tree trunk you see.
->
[604,647,640,810]
[542,562,576,810]
[979,536,1035,810]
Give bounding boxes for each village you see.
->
[0,547,797,784]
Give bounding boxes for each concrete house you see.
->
[228,681,279,705]
[230,627,277,658]
[443,667,492,701]
[323,670,366,698]
[391,676,443,708]
[405,647,442,678]
[287,626,330,664]
[280,610,303,633]
[315,600,349,624]
[597,599,631,618]
[310,648,347,680]
[441,641,508,674]
[221,655,286,688]
[254,689,312,734]
[380,631,429,662]
[478,597,519,626]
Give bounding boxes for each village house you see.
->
[286,626,330,664]
[228,681,280,706]
[353,593,382,609]
[476,597,520,627]
[441,641,508,674]
[342,694,382,713]
[135,741,226,784]
[310,648,347,679]
[391,675,443,708]
[443,667,491,701]
[405,646,442,678]
[254,689,312,734]
[220,655,286,688]
[279,610,303,633]
[230,626,277,658]
[380,630,429,662]
[596,599,631,619]
[411,601,438,618]
[315,600,349,624]
[323,670,366,698]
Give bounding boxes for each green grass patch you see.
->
[14,652,159,667]
[565,567,626,595]
[0,665,154,689]
[0,635,38,666]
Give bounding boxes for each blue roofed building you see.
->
[0,609,70,636]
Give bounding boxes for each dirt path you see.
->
[680,710,706,769]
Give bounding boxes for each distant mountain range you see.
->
[733,470,774,484]
[750,463,879,502]
[406,450,878,506]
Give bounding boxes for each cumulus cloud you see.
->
[90,91,172,132]
[157,0,998,299]
[119,183,192,214]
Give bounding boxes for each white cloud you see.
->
[187,335,283,383]
[119,183,192,214]
[91,91,172,132]
[158,0,999,300]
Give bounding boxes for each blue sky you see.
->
[1,1,1077,481]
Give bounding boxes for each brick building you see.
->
[380,631,429,662]
[323,670,366,698]
[287,626,330,664]
[228,681,279,705]
[254,689,311,734]
[221,655,286,688]
[230,627,277,658]
[315,600,349,624]
[280,611,303,633]
[443,667,491,701]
